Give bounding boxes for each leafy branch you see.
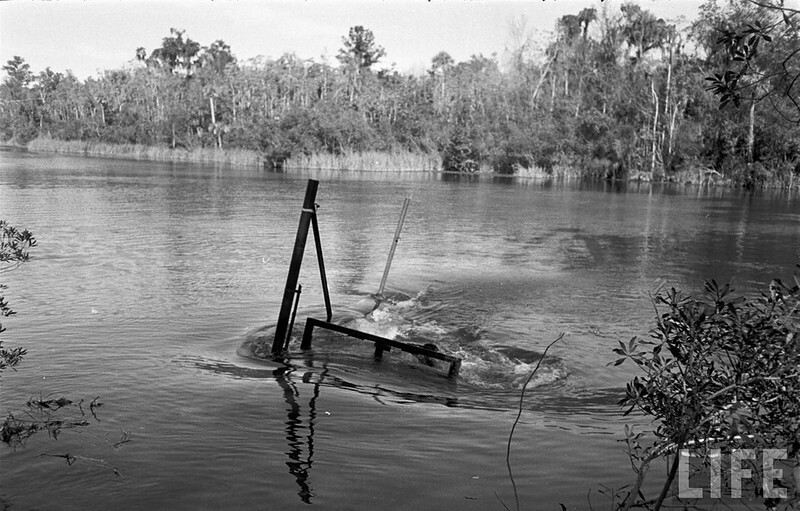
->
[613,269,800,509]
[704,2,800,123]
[704,21,774,109]
[0,220,36,373]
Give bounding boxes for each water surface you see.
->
[1,149,798,509]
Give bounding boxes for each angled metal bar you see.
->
[310,205,332,323]
[378,197,410,296]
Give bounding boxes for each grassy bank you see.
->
[284,150,441,172]
[25,137,443,173]
[26,137,264,166]
[20,137,798,188]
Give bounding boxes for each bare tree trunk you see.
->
[209,96,216,126]
[668,98,684,160]
[747,92,756,163]
[209,96,222,149]
[530,53,556,107]
[441,72,446,110]
[663,39,675,168]
[650,81,659,176]
[38,91,45,130]
[665,44,673,123]
[228,82,237,124]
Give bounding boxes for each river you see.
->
[1,148,798,510]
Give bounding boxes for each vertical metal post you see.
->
[378,197,411,296]
[273,179,319,354]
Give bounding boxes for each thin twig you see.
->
[494,490,512,511]
[39,452,121,475]
[503,333,564,511]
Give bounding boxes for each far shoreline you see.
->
[8,136,799,190]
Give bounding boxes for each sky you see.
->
[1,0,705,80]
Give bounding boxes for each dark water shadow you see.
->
[275,366,328,504]
[185,355,620,415]
[180,358,325,504]
[186,357,465,504]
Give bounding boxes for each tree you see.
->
[430,51,454,112]
[336,26,386,71]
[2,56,33,94]
[33,67,64,131]
[144,28,202,75]
[1,56,37,141]
[336,26,386,104]
[0,221,36,373]
[430,51,454,74]
[578,8,598,41]
[194,40,237,149]
[620,2,671,64]
[694,0,800,184]
[199,39,236,74]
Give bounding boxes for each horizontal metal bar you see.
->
[301,317,461,377]
[302,317,392,351]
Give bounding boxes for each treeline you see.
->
[1,0,799,185]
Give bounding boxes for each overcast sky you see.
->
[2,0,704,80]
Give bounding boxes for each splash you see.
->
[321,291,569,389]
[239,289,568,389]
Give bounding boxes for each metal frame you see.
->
[301,318,461,378]
[271,179,462,379]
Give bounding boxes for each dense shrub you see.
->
[614,272,800,508]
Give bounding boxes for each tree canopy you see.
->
[1,12,798,186]
[337,25,386,71]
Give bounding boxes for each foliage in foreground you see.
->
[1,395,102,446]
[0,221,123,480]
[613,269,800,509]
[0,220,36,373]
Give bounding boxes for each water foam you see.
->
[240,290,569,390]
[340,292,569,389]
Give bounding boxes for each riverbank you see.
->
[26,137,264,166]
[11,137,798,188]
[23,137,442,173]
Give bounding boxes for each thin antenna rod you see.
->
[378,198,410,296]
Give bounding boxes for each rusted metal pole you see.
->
[273,179,318,354]
[378,197,410,296]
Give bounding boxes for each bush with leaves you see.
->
[613,269,800,509]
[0,220,36,373]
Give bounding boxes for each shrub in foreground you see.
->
[614,270,799,509]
